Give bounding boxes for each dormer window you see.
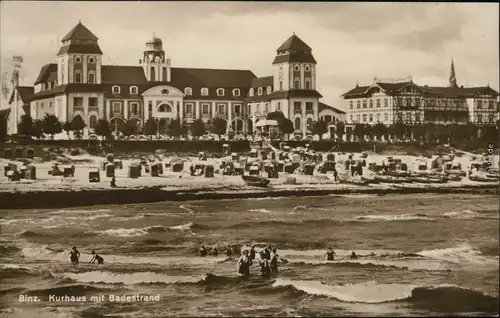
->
[266,86,272,94]
[233,89,240,97]
[184,87,192,96]
[201,87,209,96]
[130,86,138,94]
[249,88,254,96]
[75,56,82,64]
[112,85,120,94]
[258,87,263,96]
[305,65,311,72]
[217,88,225,96]
[294,65,300,71]
[88,56,96,64]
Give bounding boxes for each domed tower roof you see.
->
[272,33,316,65]
[145,34,164,52]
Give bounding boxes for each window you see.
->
[75,56,82,63]
[306,118,313,129]
[415,98,420,107]
[112,102,121,113]
[49,101,53,108]
[384,98,388,107]
[357,101,360,109]
[89,115,97,129]
[294,101,301,114]
[182,87,191,96]
[88,56,96,64]
[161,89,170,95]
[186,104,193,115]
[157,103,172,112]
[202,104,209,115]
[130,86,138,94]
[201,88,208,96]
[325,115,332,123]
[305,65,311,72]
[264,103,269,113]
[305,78,311,89]
[217,88,225,96]
[477,114,483,123]
[130,102,139,116]
[88,72,95,84]
[489,100,494,109]
[218,104,226,114]
[362,114,367,122]
[369,114,373,122]
[376,99,380,108]
[477,100,482,109]
[279,81,283,90]
[406,98,411,107]
[277,102,281,111]
[258,87,263,96]
[294,65,300,71]
[233,89,240,97]
[74,97,83,107]
[162,67,167,80]
[75,71,82,83]
[350,114,353,122]
[256,104,261,114]
[349,101,353,109]
[306,102,313,113]
[246,104,251,115]
[234,104,241,116]
[148,101,153,113]
[369,100,373,108]
[415,113,421,122]
[249,88,254,96]
[356,114,360,122]
[294,78,300,89]
[112,86,120,94]
[488,114,494,123]
[266,86,272,94]
[376,113,380,122]
[88,97,98,107]
[294,117,301,130]
[363,101,367,109]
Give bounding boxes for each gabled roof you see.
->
[62,22,98,41]
[34,64,57,85]
[102,65,148,85]
[277,34,312,52]
[377,82,413,92]
[251,76,273,88]
[319,102,346,114]
[9,86,34,104]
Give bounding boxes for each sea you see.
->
[0,193,498,317]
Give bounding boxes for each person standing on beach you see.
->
[69,246,80,264]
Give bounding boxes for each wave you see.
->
[62,271,202,285]
[293,205,309,211]
[355,213,432,221]
[179,204,196,214]
[49,209,111,215]
[248,208,272,214]
[96,222,198,237]
[18,230,53,238]
[272,279,498,312]
[417,243,499,266]
[0,245,21,255]
[443,209,498,220]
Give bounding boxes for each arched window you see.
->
[294,78,300,89]
[112,85,120,94]
[325,115,332,123]
[130,86,138,94]
[294,117,301,130]
[201,87,209,96]
[74,71,82,83]
[266,86,272,94]
[88,72,95,84]
[217,88,225,96]
[246,119,253,133]
[184,87,192,96]
[305,78,311,89]
[257,87,263,96]
[233,88,240,97]
[249,88,254,96]
[306,118,313,129]
[89,115,97,129]
[157,103,172,113]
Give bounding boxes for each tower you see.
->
[272,33,317,92]
[449,59,457,88]
[57,21,103,85]
[141,36,171,82]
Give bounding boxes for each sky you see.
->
[1,1,499,110]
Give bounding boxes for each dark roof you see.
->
[276,34,312,52]
[57,44,103,55]
[269,90,323,99]
[34,64,57,85]
[102,66,148,84]
[319,102,346,114]
[377,82,412,92]
[251,76,273,88]
[22,105,30,117]
[272,52,317,65]
[8,86,34,104]
[170,67,256,88]
[61,22,98,41]
[0,108,10,120]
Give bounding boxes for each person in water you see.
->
[225,244,234,258]
[199,245,207,257]
[237,249,252,277]
[89,250,104,264]
[260,245,272,261]
[350,251,358,259]
[69,246,80,264]
[260,258,271,276]
[325,247,336,261]
[210,246,219,256]
[249,245,257,261]
[270,248,280,272]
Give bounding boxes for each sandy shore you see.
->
[0,152,498,210]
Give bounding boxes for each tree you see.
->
[95,119,111,140]
[280,119,294,140]
[71,115,86,139]
[354,124,367,141]
[121,119,138,137]
[389,121,407,141]
[63,121,72,139]
[311,120,328,140]
[143,117,158,138]
[167,118,183,139]
[32,119,44,140]
[335,121,345,141]
[18,114,34,138]
[372,123,387,141]
[210,117,227,138]
[190,119,206,139]
[42,114,62,139]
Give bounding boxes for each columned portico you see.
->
[142,85,184,122]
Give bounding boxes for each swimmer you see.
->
[260,259,271,276]
[89,250,104,264]
[69,246,80,264]
[350,251,358,259]
[210,246,219,256]
[325,247,336,261]
[199,245,207,257]
[225,244,234,258]
[249,245,257,261]
[237,249,252,277]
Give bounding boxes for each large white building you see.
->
[342,61,499,127]
[7,22,341,139]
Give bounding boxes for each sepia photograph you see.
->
[0,1,498,317]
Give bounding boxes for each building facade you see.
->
[342,61,499,127]
[8,22,332,139]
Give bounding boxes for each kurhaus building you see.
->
[342,61,499,127]
[7,22,343,138]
